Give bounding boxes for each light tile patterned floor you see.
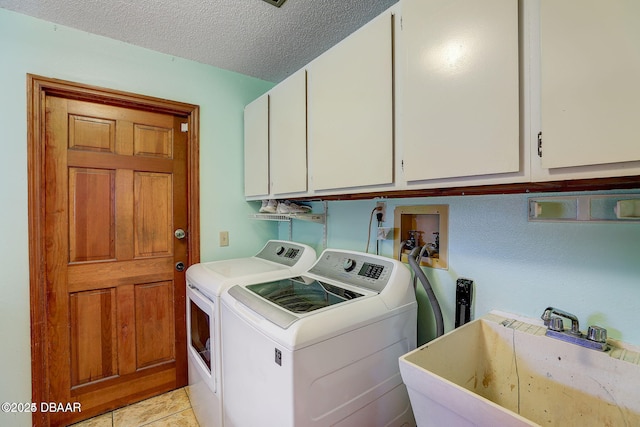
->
[69,388,199,427]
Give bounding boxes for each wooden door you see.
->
[28,76,200,426]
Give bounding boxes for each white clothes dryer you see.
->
[186,240,316,427]
[221,249,417,427]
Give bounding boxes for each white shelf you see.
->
[249,213,325,224]
[249,202,328,248]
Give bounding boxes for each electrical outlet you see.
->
[219,231,229,247]
[376,201,386,222]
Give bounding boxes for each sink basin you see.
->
[399,312,640,426]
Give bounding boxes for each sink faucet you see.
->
[540,306,608,351]
[541,306,580,335]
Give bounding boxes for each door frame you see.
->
[27,74,201,426]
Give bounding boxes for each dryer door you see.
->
[187,285,216,393]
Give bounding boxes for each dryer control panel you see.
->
[308,250,397,293]
[255,240,313,267]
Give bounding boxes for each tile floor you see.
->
[69,387,199,427]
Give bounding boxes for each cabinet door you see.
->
[400,0,519,181]
[244,94,269,197]
[308,10,393,191]
[270,69,307,195]
[540,0,640,169]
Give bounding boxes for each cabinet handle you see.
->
[537,132,543,157]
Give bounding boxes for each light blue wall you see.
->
[284,192,640,346]
[0,8,276,425]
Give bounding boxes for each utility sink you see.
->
[399,312,640,426]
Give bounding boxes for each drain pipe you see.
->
[407,246,445,338]
[399,240,418,292]
[397,240,408,262]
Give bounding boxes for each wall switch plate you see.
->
[219,231,229,247]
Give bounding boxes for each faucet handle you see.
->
[548,316,564,332]
[587,326,607,343]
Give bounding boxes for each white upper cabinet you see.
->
[270,69,307,195]
[307,9,394,192]
[244,94,269,198]
[244,0,640,200]
[537,0,640,176]
[244,70,307,199]
[399,0,520,182]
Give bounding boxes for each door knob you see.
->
[174,228,186,239]
[175,262,186,272]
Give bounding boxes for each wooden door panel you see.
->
[68,115,116,153]
[135,281,175,369]
[69,288,118,387]
[134,172,173,257]
[134,124,173,158]
[68,168,115,263]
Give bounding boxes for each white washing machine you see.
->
[186,240,317,427]
[221,249,417,427]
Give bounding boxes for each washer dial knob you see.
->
[343,258,357,272]
[276,246,286,256]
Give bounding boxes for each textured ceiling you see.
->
[0,0,398,83]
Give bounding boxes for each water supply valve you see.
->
[405,230,419,251]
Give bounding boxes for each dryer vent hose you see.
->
[407,246,445,338]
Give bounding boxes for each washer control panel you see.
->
[308,250,397,293]
[357,262,385,280]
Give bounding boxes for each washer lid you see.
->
[229,277,365,329]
